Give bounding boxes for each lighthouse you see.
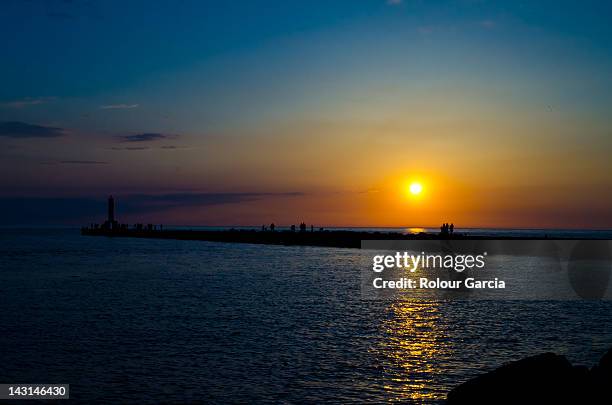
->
[108,195,115,223]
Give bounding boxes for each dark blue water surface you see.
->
[1,229,612,403]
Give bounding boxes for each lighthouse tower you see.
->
[108,195,115,223]
[103,195,118,230]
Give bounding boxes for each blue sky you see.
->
[3,0,611,102]
[1,0,611,227]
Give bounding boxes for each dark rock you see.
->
[596,347,612,374]
[447,352,594,404]
[591,347,612,388]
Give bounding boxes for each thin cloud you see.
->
[1,97,56,108]
[125,192,305,210]
[0,192,305,225]
[119,133,177,143]
[59,160,108,165]
[111,146,151,151]
[100,103,139,110]
[0,121,64,138]
[159,145,191,150]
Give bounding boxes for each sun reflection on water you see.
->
[374,300,451,401]
[405,227,427,235]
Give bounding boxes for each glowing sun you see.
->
[409,182,423,196]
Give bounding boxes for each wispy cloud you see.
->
[119,133,177,143]
[111,144,189,151]
[159,145,191,150]
[125,192,304,210]
[59,160,108,165]
[41,159,109,165]
[0,121,64,138]
[1,97,56,108]
[111,146,151,151]
[0,192,304,225]
[100,103,139,110]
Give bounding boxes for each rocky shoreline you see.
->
[447,349,612,404]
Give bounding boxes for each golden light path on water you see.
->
[406,227,427,235]
[374,300,451,401]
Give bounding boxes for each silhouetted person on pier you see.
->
[311,225,314,232]
[270,223,275,232]
[299,222,306,232]
[450,223,454,235]
[291,225,296,232]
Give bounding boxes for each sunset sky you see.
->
[1,0,611,227]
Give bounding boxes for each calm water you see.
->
[1,228,612,403]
